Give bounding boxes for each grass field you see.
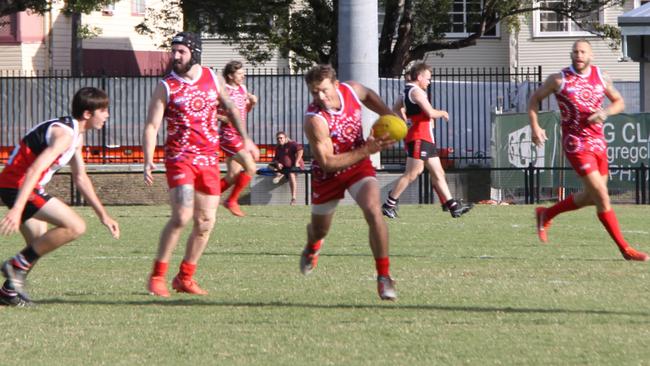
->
[1,203,650,365]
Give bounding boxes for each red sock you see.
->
[375,257,390,277]
[178,260,197,280]
[220,179,231,193]
[152,260,168,277]
[597,210,630,252]
[308,239,322,253]
[544,194,579,222]
[228,172,251,203]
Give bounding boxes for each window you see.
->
[634,0,650,7]
[533,0,602,37]
[445,0,498,38]
[0,15,17,43]
[132,0,146,16]
[102,4,115,16]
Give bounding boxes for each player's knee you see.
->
[195,215,216,235]
[594,193,610,209]
[170,213,192,229]
[225,173,237,182]
[365,206,384,223]
[244,165,257,176]
[67,219,86,239]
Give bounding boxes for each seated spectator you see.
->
[268,131,304,205]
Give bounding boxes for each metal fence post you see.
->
[641,163,647,204]
[635,165,640,204]
[535,165,540,204]
[304,170,310,206]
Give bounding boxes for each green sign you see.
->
[491,111,561,189]
[492,112,650,190]
[604,113,650,186]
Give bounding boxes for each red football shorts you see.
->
[219,129,245,157]
[165,161,221,195]
[311,159,376,204]
[565,149,608,177]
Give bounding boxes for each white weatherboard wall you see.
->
[421,4,640,81]
[0,46,23,70]
[202,38,289,72]
[424,23,510,69]
[82,0,175,52]
[516,4,639,81]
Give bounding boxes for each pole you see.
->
[338,0,380,167]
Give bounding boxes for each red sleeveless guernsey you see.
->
[305,82,371,182]
[161,67,221,166]
[554,65,607,154]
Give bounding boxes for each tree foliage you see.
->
[134,0,183,47]
[138,0,626,76]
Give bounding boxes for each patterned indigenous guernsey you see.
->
[305,82,375,204]
[218,83,249,156]
[554,65,608,175]
[403,83,434,144]
[161,67,221,166]
[0,117,81,190]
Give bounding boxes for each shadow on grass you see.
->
[201,251,434,259]
[34,297,650,317]
[201,251,628,262]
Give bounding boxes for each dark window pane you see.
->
[452,24,464,33]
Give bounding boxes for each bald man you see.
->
[529,39,648,261]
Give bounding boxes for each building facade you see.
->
[424,1,647,81]
[0,0,180,75]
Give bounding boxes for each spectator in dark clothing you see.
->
[268,131,304,205]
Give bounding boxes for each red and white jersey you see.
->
[554,65,608,154]
[218,83,249,137]
[305,82,366,181]
[0,117,81,190]
[403,83,434,143]
[162,67,221,166]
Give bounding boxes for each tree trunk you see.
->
[378,0,403,75]
[70,11,82,76]
[380,0,413,77]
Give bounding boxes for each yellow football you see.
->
[372,115,408,141]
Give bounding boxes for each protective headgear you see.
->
[171,32,202,65]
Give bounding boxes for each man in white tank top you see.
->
[0,87,120,306]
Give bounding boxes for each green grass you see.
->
[1,204,650,365]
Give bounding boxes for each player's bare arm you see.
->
[412,87,448,121]
[346,80,397,145]
[247,93,257,111]
[347,81,394,116]
[304,115,389,173]
[588,71,625,124]
[528,73,562,147]
[142,82,167,186]
[70,142,120,239]
[0,126,72,235]
[217,76,250,141]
